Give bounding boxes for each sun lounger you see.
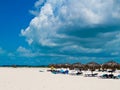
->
[51,70,60,74]
[39,70,44,72]
[113,75,120,79]
[69,70,82,75]
[76,72,83,75]
[99,74,119,79]
[61,70,69,74]
[84,73,98,77]
[51,69,69,74]
[99,74,110,79]
[117,75,120,79]
[84,74,92,77]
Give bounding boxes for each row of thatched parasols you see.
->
[49,61,120,72]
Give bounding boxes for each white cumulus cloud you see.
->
[21,0,120,47]
[17,46,37,57]
[20,0,120,62]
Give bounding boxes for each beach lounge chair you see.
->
[99,74,118,79]
[92,73,98,76]
[64,70,69,74]
[84,73,98,77]
[113,75,120,79]
[76,71,83,75]
[108,74,114,78]
[51,70,60,74]
[99,74,109,79]
[39,70,44,72]
[84,74,91,77]
[57,69,69,74]
[117,75,120,79]
[69,70,78,75]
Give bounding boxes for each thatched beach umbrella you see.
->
[49,64,55,68]
[49,63,71,69]
[118,64,120,70]
[72,63,84,70]
[55,64,63,68]
[85,62,101,74]
[61,63,71,68]
[102,61,119,72]
[49,64,62,68]
[48,64,57,71]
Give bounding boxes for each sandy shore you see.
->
[0,67,119,90]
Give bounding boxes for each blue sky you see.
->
[0,0,120,65]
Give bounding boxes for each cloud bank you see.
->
[21,0,120,63]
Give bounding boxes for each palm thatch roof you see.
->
[102,61,120,70]
[85,62,101,70]
[71,62,84,70]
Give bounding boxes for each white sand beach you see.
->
[0,67,120,90]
